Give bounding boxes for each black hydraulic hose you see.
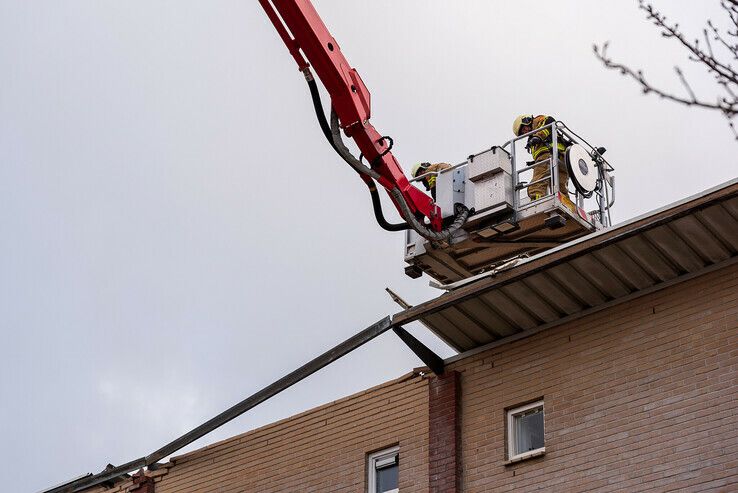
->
[305,72,410,231]
[361,175,411,231]
[389,188,471,242]
[328,108,380,181]
[305,72,339,152]
[329,108,471,242]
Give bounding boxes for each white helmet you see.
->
[411,162,429,177]
[512,115,534,136]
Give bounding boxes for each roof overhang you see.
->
[394,178,738,355]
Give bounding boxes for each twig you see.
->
[595,1,738,140]
[594,43,737,115]
[674,66,697,102]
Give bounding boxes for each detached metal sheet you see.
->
[395,179,738,353]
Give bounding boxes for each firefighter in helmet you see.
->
[512,114,574,210]
[411,162,451,200]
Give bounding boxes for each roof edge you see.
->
[442,255,738,365]
[170,369,425,464]
[394,178,738,327]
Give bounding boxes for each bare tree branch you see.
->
[595,1,738,140]
[730,120,738,139]
[594,43,736,113]
[707,20,738,60]
[718,0,738,36]
[674,66,697,102]
[639,2,738,84]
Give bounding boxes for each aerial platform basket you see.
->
[404,121,615,285]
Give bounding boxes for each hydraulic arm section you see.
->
[258,0,469,241]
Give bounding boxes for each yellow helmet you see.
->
[512,115,533,136]
[411,162,429,177]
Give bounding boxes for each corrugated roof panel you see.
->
[568,255,631,299]
[546,263,608,307]
[644,225,705,272]
[502,281,561,323]
[457,298,517,338]
[671,215,732,264]
[480,290,538,330]
[618,236,680,282]
[443,304,497,344]
[722,195,738,217]
[592,245,656,291]
[398,180,738,357]
[696,205,738,252]
[525,272,584,315]
[422,311,475,351]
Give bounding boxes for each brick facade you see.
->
[162,372,430,493]
[128,471,156,493]
[453,261,738,492]
[428,371,460,493]
[82,263,738,493]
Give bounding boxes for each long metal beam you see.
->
[45,316,393,493]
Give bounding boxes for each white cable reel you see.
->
[565,144,599,197]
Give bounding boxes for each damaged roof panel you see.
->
[395,179,738,353]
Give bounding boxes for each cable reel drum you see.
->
[565,143,600,198]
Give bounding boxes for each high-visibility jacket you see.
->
[421,162,452,190]
[528,115,567,160]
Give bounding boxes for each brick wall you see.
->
[157,372,429,493]
[453,261,738,492]
[78,263,737,493]
[428,371,460,493]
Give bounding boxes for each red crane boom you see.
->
[258,0,470,237]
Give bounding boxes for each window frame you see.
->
[506,399,545,462]
[367,446,399,493]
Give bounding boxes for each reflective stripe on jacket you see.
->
[422,162,451,189]
[528,115,567,160]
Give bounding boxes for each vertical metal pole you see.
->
[598,162,608,227]
[551,122,559,200]
[511,139,518,212]
[608,171,614,227]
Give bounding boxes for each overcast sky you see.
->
[1,1,735,491]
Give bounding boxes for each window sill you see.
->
[504,448,546,465]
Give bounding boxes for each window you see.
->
[368,446,399,493]
[507,400,545,461]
